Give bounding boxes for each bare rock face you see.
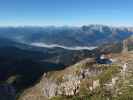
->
[122,40,129,53]
[57,78,81,96]
[43,79,57,98]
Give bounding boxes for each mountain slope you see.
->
[19,52,133,100]
[0,37,100,99]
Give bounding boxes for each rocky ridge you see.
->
[18,51,133,100]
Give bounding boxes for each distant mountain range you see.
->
[0,25,132,47]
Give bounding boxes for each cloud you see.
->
[30,42,97,50]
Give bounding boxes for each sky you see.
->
[0,0,133,26]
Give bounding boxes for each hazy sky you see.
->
[0,0,133,26]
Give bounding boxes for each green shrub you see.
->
[98,65,120,85]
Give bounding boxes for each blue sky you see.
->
[0,0,133,26]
